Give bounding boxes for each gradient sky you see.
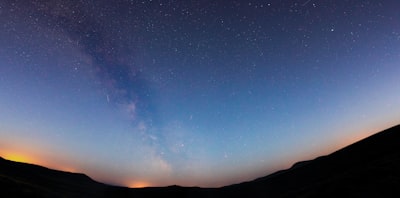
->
[0,0,400,187]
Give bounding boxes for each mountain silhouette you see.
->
[1,124,399,197]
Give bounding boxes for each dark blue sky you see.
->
[0,0,399,187]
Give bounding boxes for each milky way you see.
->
[0,0,400,187]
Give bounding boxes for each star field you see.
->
[0,0,399,187]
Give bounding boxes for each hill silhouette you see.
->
[1,125,399,197]
[220,124,400,197]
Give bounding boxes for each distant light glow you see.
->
[127,181,151,188]
[0,152,34,164]
[0,1,399,187]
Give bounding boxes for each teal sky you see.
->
[0,0,399,187]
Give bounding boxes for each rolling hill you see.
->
[1,124,399,197]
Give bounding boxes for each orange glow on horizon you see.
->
[0,149,80,174]
[126,181,151,188]
[0,151,38,164]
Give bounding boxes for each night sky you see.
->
[1,0,400,187]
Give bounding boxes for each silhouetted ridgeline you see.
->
[1,124,400,197]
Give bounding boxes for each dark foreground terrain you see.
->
[1,125,400,197]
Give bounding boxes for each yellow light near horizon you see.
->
[1,152,35,164]
[1,150,83,175]
[127,181,151,188]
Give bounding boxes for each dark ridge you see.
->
[1,124,400,197]
[0,157,111,197]
[221,124,400,197]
